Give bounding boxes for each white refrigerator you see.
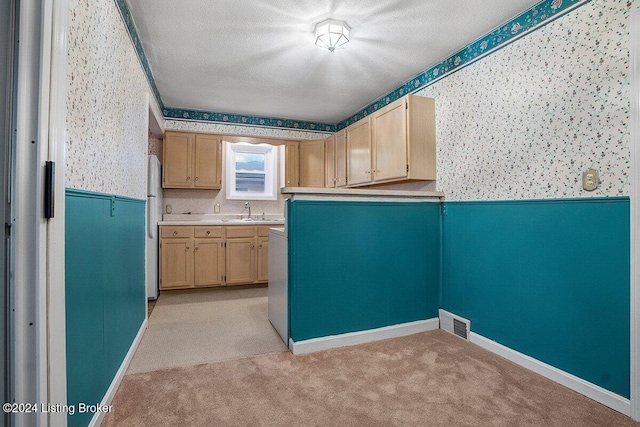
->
[146,155,163,300]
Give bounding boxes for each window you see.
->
[226,142,278,200]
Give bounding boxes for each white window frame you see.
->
[225,141,278,201]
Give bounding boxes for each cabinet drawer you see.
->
[257,226,271,237]
[225,226,255,238]
[161,226,193,238]
[194,226,223,238]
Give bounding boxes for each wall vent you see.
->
[439,309,470,340]
[453,318,468,339]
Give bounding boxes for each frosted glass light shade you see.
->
[314,19,350,52]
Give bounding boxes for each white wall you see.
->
[164,119,327,141]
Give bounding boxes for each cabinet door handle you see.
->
[186,176,191,181]
[206,230,210,235]
[195,176,199,181]
[186,246,190,251]
[251,244,255,250]
[173,231,178,236]
[195,247,199,252]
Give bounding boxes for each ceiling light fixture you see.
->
[314,19,350,52]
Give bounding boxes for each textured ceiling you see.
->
[126,0,541,124]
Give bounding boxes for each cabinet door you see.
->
[194,134,222,189]
[194,238,224,287]
[334,130,347,187]
[372,98,408,182]
[346,117,372,186]
[300,139,325,188]
[163,132,193,188]
[324,136,335,188]
[257,237,269,283]
[225,238,255,285]
[160,238,192,289]
[285,141,300,187]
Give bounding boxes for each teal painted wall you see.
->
[287,200,441,342]
[441,197,630,398]
[65,189,146,427]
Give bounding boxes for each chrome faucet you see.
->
[244,201,251,219]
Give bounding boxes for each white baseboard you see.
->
[469,332,631,416]
[88,319,148,427]
[289,318,439,355]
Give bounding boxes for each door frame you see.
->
[46,0,70,424]
[9,0,68,425]
[630,0,640,421]
[0,1,16,424]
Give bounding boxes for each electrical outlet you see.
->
[582,169,598,191]
[214,203,220,213]
[166,204,172,214]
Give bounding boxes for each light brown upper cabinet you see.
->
[325,131,346,188]
[334,129,347,187]
[285,141,300,187]
[346,95,436,187]
[299,139,326,187]
[346,116,372,187]
[163,131,222,189]
[324,135,335,187]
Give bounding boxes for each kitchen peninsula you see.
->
[272,187,443,354]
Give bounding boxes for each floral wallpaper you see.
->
[416,0,631,201]
[164,120,327,141]
[66,0,159,200]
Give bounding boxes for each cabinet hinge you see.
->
[405,101,408,110]
[406,164,409,173]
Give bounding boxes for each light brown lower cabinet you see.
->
[160,225,272,290]
[257,236,269,282]
[225,237,255,285]
[194,238,224,287]
[160,238,192,289]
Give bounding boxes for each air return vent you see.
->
[439,309,470,340]
[453,319,468,339]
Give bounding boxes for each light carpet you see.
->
[127,286,288,374]
[105,330,637,427]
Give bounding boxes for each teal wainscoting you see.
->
[287,200,441,342]
[441,197,630,398]
[65,189,146,427]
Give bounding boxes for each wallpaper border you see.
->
[115,0,591,132]
[162,108,336,133]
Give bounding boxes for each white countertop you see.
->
[159,214,285,226]
[280,187,444,199]
[159,219,285,226]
